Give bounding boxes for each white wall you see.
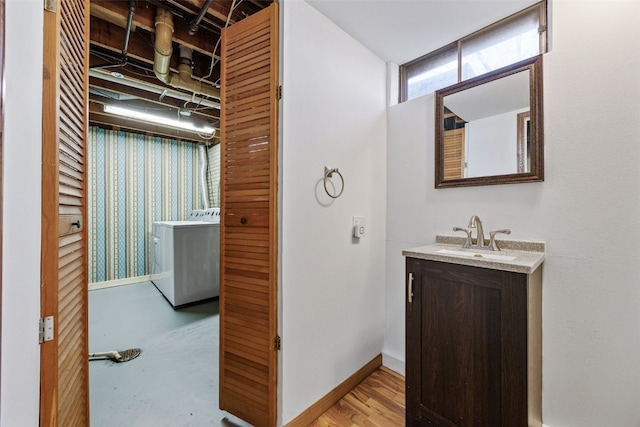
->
[281,1,387,423]
[0,0,44,425]
[466,109,523,177]
[385,1,640,426]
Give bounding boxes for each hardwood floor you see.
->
[309,367,405,427]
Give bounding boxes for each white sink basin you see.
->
[437,248,516,261]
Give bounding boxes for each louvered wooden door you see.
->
[219,3,279,427]
[41,0,90,425]
[443,128,465,180]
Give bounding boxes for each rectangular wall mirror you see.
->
[435,55,543,188]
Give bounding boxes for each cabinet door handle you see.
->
[408,272,414,303]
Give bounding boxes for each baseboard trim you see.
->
[379,365,405,381]
[88,275,151,291]
[382,352,405,376]
[285,353,382,427]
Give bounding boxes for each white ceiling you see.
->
[305,0,540,64]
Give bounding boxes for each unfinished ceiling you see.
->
[88,0,272,143]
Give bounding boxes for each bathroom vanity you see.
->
[403,236,544,427]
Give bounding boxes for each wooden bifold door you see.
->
[41,0,90,425]
[39,2,279,425]
[219,3,279,427]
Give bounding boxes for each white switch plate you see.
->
[352,216,365,238]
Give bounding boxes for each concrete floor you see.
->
[89,281,253,427]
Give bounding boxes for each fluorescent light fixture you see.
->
[104,105,215,135]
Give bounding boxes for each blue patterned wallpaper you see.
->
[87,127,204,284]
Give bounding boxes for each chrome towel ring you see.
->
[323,166,344,199]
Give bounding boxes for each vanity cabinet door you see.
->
[406,258,530,427]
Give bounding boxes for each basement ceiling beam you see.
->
[163,0,237,27]
[89,77,220,121]
[145,0,246,33]
[89,67,220,104]
[90,17,157,67]
[89,20,217,79]
[90,1,220,59]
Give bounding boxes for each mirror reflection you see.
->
[435,55,543,188]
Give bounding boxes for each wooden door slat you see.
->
[60,173,83,190]
[59,162,83,181]
[225,23,270,50]
[226,62,272,87]
[226,92,270,110]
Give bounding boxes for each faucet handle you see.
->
[453,227,472,248]
[489,229,511,251]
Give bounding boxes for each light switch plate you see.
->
[352,216,365,238]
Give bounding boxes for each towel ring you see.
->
[323,166,344,199]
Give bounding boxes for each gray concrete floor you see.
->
[89,281,253,427]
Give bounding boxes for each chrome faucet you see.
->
[452,226,472,248]
[468,215,485,247]
[489,229,511,250]
[453,215,511,251]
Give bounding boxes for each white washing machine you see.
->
[150,208,220,307]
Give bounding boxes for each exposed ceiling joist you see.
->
[89,0,272,141]
[90,1,220,59]
[89,69,220,107]
[89,77,220,121]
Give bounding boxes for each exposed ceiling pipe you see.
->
[154,7,220,100]
[154,7,173,83]
[146,0,219,34]
[91,0,137,70]
[188,0,214,35]
[89,69,220,109]
[174,45,215,98]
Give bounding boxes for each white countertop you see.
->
[402,236,545,274]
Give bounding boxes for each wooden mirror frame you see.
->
[435,55,543,188]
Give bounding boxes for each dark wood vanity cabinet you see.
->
[405,258,542,427]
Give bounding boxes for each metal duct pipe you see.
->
[198,144,210,210]
[154,7,174,83]
[153,7,220,100]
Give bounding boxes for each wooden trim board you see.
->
[285,354,383,427]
